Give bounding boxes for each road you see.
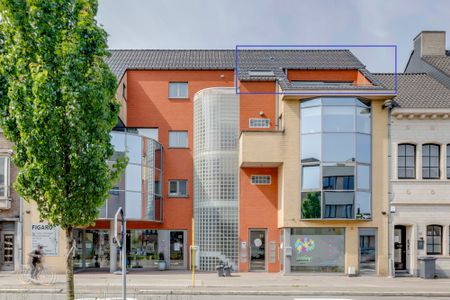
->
[0,295,449,300]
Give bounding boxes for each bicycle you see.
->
[16,264,56,285]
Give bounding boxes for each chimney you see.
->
[413,31,446,57]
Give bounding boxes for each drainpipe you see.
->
[383,99,399,278]
[275,80,279,130]
[18,197,23,270]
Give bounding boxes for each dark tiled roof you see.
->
[374,73,450,108]
[422,50,450,77]
[106,49,367,82]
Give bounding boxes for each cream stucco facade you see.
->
[390,109,450,277]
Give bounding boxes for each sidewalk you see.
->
[1,270,450,296]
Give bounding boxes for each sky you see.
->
[97,0,450,73]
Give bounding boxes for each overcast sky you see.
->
[97,0,450,73]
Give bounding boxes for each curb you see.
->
[139,289,450,297]
[0,288,63,294]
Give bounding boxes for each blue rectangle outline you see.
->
[234,44,398,95]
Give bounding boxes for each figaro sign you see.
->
[31,223,59,256]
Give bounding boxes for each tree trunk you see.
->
[65,227,75,300]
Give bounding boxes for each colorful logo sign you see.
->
[294,237,316,254]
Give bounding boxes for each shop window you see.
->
[397,144,416,179]
[290,227,345,272]
[169,82,188,99]
[169,131,188,148]
[169,180,188,197]
[422,144,440,179]
[426,225,442,255]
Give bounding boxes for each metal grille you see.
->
[194,87,239,271]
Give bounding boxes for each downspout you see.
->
[383,99,399,278]
[19,197,23,270]
[275,80,279,130]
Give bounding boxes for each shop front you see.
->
[289,227,345,273]
[74,228,187,271]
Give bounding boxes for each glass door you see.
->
[359,228,376,274]
[394,225,406,270]
[0,233,14,271]
[249,230,266,271]
[170,231,185,269]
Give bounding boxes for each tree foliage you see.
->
[301,192,321,219]
[0,0,125,229]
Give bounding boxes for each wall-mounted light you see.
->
[259,111,264,116]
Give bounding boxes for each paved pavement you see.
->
[1,270,450,298]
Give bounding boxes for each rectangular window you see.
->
[168,180,188,197]
[0,157,8,198]
[249,118,270,128]
[251,175,271,185]
[422,144,440,179]
[398,144,416,179]
[169,131,188,148]
[447,144,450,179]
[169,82,188,99]
[427,225,442,255]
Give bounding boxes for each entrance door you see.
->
[0,233,14,271]
[359,229,376,274]
[394,225,406,270]
[249,230,266,271]
[169,231,185,269]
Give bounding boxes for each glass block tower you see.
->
[194,87,239,271]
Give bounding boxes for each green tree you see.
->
[0,1,126,299]
[301,192,321,219]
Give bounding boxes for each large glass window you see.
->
[101,131,163,221]
[290,228,345,272]
[397,144,416,179]
[300,97,371,220]
[422,144,440,179]
[0,157,8,198]
[426,225,442,255]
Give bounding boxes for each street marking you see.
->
[294,299,353,300]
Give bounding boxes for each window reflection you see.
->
[300,97,371,220]
[302,166,321,190]
[323,106,354,132]
[100,132,163,221]
[322,133,355,163]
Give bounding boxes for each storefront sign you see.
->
[31,223,59,256]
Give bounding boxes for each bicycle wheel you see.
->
[36,267,56,285]
[16,265,32,284]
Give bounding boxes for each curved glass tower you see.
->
[99,131,163,221]
[194,87,239,271]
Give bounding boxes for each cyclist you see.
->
[29,245,44,279]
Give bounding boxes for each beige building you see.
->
[240,71,395,275]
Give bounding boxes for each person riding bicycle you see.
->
[29,245,44,279]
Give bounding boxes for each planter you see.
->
[158,260,166,271]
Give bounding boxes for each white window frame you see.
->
[168,131,188,148]
[168,180,188,197]
[251,175,271,185]
[249,118,270,128]
[0,157,10,199]
[168,82,188,99]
